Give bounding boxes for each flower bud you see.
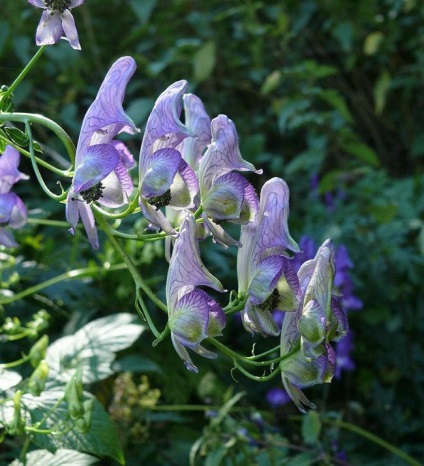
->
[28,360,49,396]
[7,390,25,435]
[64,369,84,420]
[28,335,49,368]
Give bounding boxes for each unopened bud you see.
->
[64,369,84,420]
[28,360,49,396]
[28,335,49,368]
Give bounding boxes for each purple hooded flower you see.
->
[66,56,138,249]
[237,177,299,336]
[28,0,84,50]
[266,387,291,408]
[0,146,28,247]
[166,214,226,373]
[138,81,199,235]
[198,115,262,246]
[279,240,348,412]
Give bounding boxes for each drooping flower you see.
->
[66,56,138,249]
[166,214,226,373]
[138,81,199,235]
[28,0,84,50]
[0,146,28,247]
[198,115,262,246]
[237,177,299,336]
[279,240,349,412]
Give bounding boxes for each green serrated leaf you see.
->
[301,410,321,445]
[45,313,146,384]
[193,41,216,83]
[9,448,99,466]
[21,390,124,465]
[4,127,28,147]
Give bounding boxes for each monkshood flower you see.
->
[166,214,226,373]
[237,177,299,336]
[279,240,348,412]
[138,81,198,235]
[29,0,84,50]
[66,56,138,249]
[179,93,212,173]
[0,146,28,248]
[198,115,262,246]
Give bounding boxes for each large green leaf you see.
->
[21,390,124,465]
[0,370,22,392]
[10,448,99,466]
[45,313,146,384]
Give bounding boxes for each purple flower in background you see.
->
[266,387,291,408]
[198,115,262,246]
[0,146,28,247]
[28,0,84,50]
[166,214,226,373]
[138,80,198,236]
[335,329,355,378]
[66,56,138,249]
[237,177,299,336]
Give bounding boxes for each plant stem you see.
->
[0,264,127,305]
[0,113,76,165]
[3,46,47,100]
[96,215,168,313]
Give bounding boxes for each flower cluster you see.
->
[0,146,28,248]
[57,56,352,410]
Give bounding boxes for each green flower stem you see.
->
[27,218,70,228]
[25,121,67,201]
[208,337,299,367]
[0,112,76,165]
[0,264,127,306]
[146,404,251,413]
[97,215,168,314]
[0,356,30,369]
[3,46,47,100]
[234,360,281,382]
[0,132,68,176]
[135,289,163,339]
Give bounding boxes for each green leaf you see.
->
[374,71,391,115]
[129,0,157,25]
[0,370,22,392]
[260,70,282,95]
[3,127,28,147]
[301,410,321,445]
[364,31,384,56]
[193,41,216,83]
[10,448,99,466]
[45,313,146,384]
[21,390,124,465]
[343,141,380,167]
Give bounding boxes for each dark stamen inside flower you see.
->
[45,0,72,14]
[148,189,172,210]
[80,183,104,203]
[257,288,280,312]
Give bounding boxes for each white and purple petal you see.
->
[60,10,81,50]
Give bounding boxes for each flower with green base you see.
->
[237,177,299,336]
[167,214,226,373]
[28,0,84,50]
[138,81,199,236]
[279,239,349,412]
[66,56,138,249]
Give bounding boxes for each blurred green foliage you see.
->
[1,0,424,464]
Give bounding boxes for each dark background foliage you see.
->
[1,0,424,464]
